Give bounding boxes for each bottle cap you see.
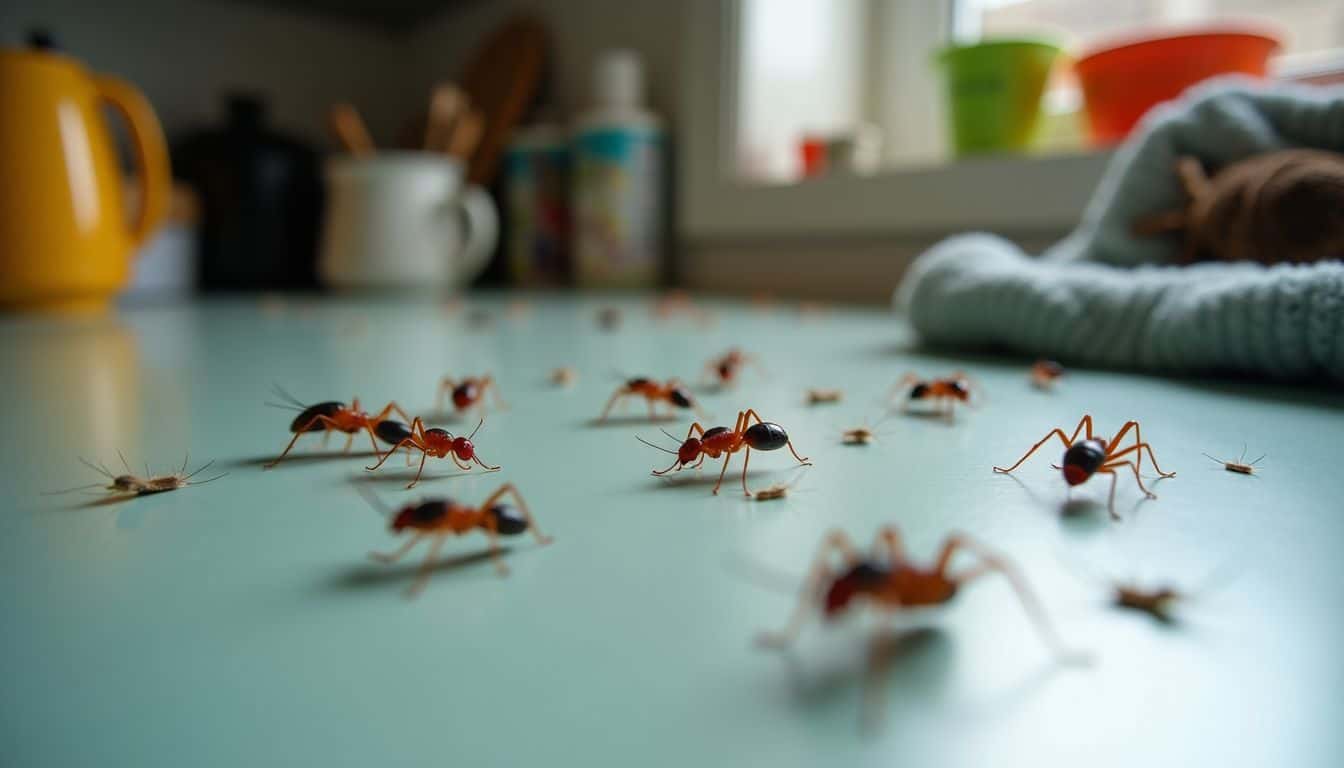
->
[594,49,643,110]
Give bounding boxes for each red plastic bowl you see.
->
[1075,27,1280,145]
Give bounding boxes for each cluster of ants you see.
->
[56,309,1265,663]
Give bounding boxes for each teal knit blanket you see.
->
[897,78,1344,382]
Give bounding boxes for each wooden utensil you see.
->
[447,109,485,162]
[328,103,374,156]
[424,83,465,152]
[459,16,548,184]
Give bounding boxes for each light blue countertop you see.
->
[2,294,1341,767]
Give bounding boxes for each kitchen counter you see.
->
[2,294,1341,766]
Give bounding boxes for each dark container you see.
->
[173,95,322,290]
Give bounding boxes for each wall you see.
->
[406,0,684,124]
[0,0,410,147]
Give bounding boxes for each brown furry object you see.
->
[1133,149,1344,265]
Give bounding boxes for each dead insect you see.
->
[49,452,226,497]
[753,467,810,501]
[596,306,623,331]
[550,367,578,387]
[806,388,843,405]
[1203,445,1264,475]
[840,415,893,446]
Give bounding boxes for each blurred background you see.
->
[2,0,1341,308]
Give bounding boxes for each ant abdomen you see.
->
[375,419,412,446]
[488,504,529,535]
[744,422,788,451]
[291,401,343,432]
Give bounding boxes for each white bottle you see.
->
[572,50,665,288]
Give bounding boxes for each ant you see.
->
[435,374,507,416]
[366,417,500,489]
[599,377,705,422]
[1031,359,1065,389]
[363,483,553,594]
[1204,445,1264,475]
[755,527,1083,663]
[993,414,1176,519]
[265,386,411,468]
[703,348,760,389]
[889,371,977,421]
[638,408,811,496]
[49,452,226,497]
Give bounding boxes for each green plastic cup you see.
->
[935,40,1061,156]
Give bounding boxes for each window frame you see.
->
[678,0,1111,241]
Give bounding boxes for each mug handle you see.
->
[95,75,171,250]
[455,184,499,283]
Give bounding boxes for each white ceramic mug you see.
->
[320,153,498,291]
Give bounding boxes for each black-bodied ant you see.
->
[600,377,704,422]
[755,527,1084,663]
[366,417,500,489]
[889,371,978,421]
[362,483,552,594]
[994,414,1176,519]
[265,386,411,468]
[638,408,811,496]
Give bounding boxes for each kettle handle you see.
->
[95,75,170,249]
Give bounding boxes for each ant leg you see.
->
[756,530,861,649]
[266,415,340,468]
[740,447,752,497]
[407,535,448,596]
[449,454,472,471]
[937,534,1080,662]
[741,408,810,464]
[483,376,508,411]
[369,534,423,564]
[888,373,920,403]
[647,398,657,420]
[1107,422,1176,478]
[372,401,413,424]
[471,453,501,472]
[712,453,733,495]
[1102,459,1157,499]
[366,438,422,471]
[992,415,1093,474]
[871,526,907,564]
[480,483,553,546]
[406,452,429,489]
[342,432,355,454]
[599,388,630,422]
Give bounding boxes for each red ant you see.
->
[994,414,1176,519]
[889,371,977,421]
[638,408,811,496]
[363,483,552,594]
[755,527,1083,663]
[1031,359,1065,389]
[600,377,705,422]
[265,386,410,468]
[435,374,507,415]
[366,417,500,489]
[703,348,761,388]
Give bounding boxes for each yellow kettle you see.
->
[0,37,170,311]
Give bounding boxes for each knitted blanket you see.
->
[897,77,1344,382]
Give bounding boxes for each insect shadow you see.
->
[226,451,380,468]
[345,469,481,487]
[583,414,683,428]
[325,547,511,592]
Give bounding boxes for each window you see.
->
[731,0,1344,186]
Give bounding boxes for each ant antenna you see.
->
[635,435,678,455]
[467,418,484,440]
[658,428,682,444]
[270,384,308,409]
[264,401,305,412]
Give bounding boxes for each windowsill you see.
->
[680,148,1112,241]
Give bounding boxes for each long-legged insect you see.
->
[638,408,811,496]
[265,385,411,468]
[994,414,1176,519]
[363,483,552,595]
[366,417,500,489]
[1203,445,1264,475]
[47,452,226,497]
[756,527,1085,663]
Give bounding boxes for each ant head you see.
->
[823,562,884,618]
[677,437,703,465]
[949,379,972,400]
[451,436,474,460]
[668,387,694,409]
